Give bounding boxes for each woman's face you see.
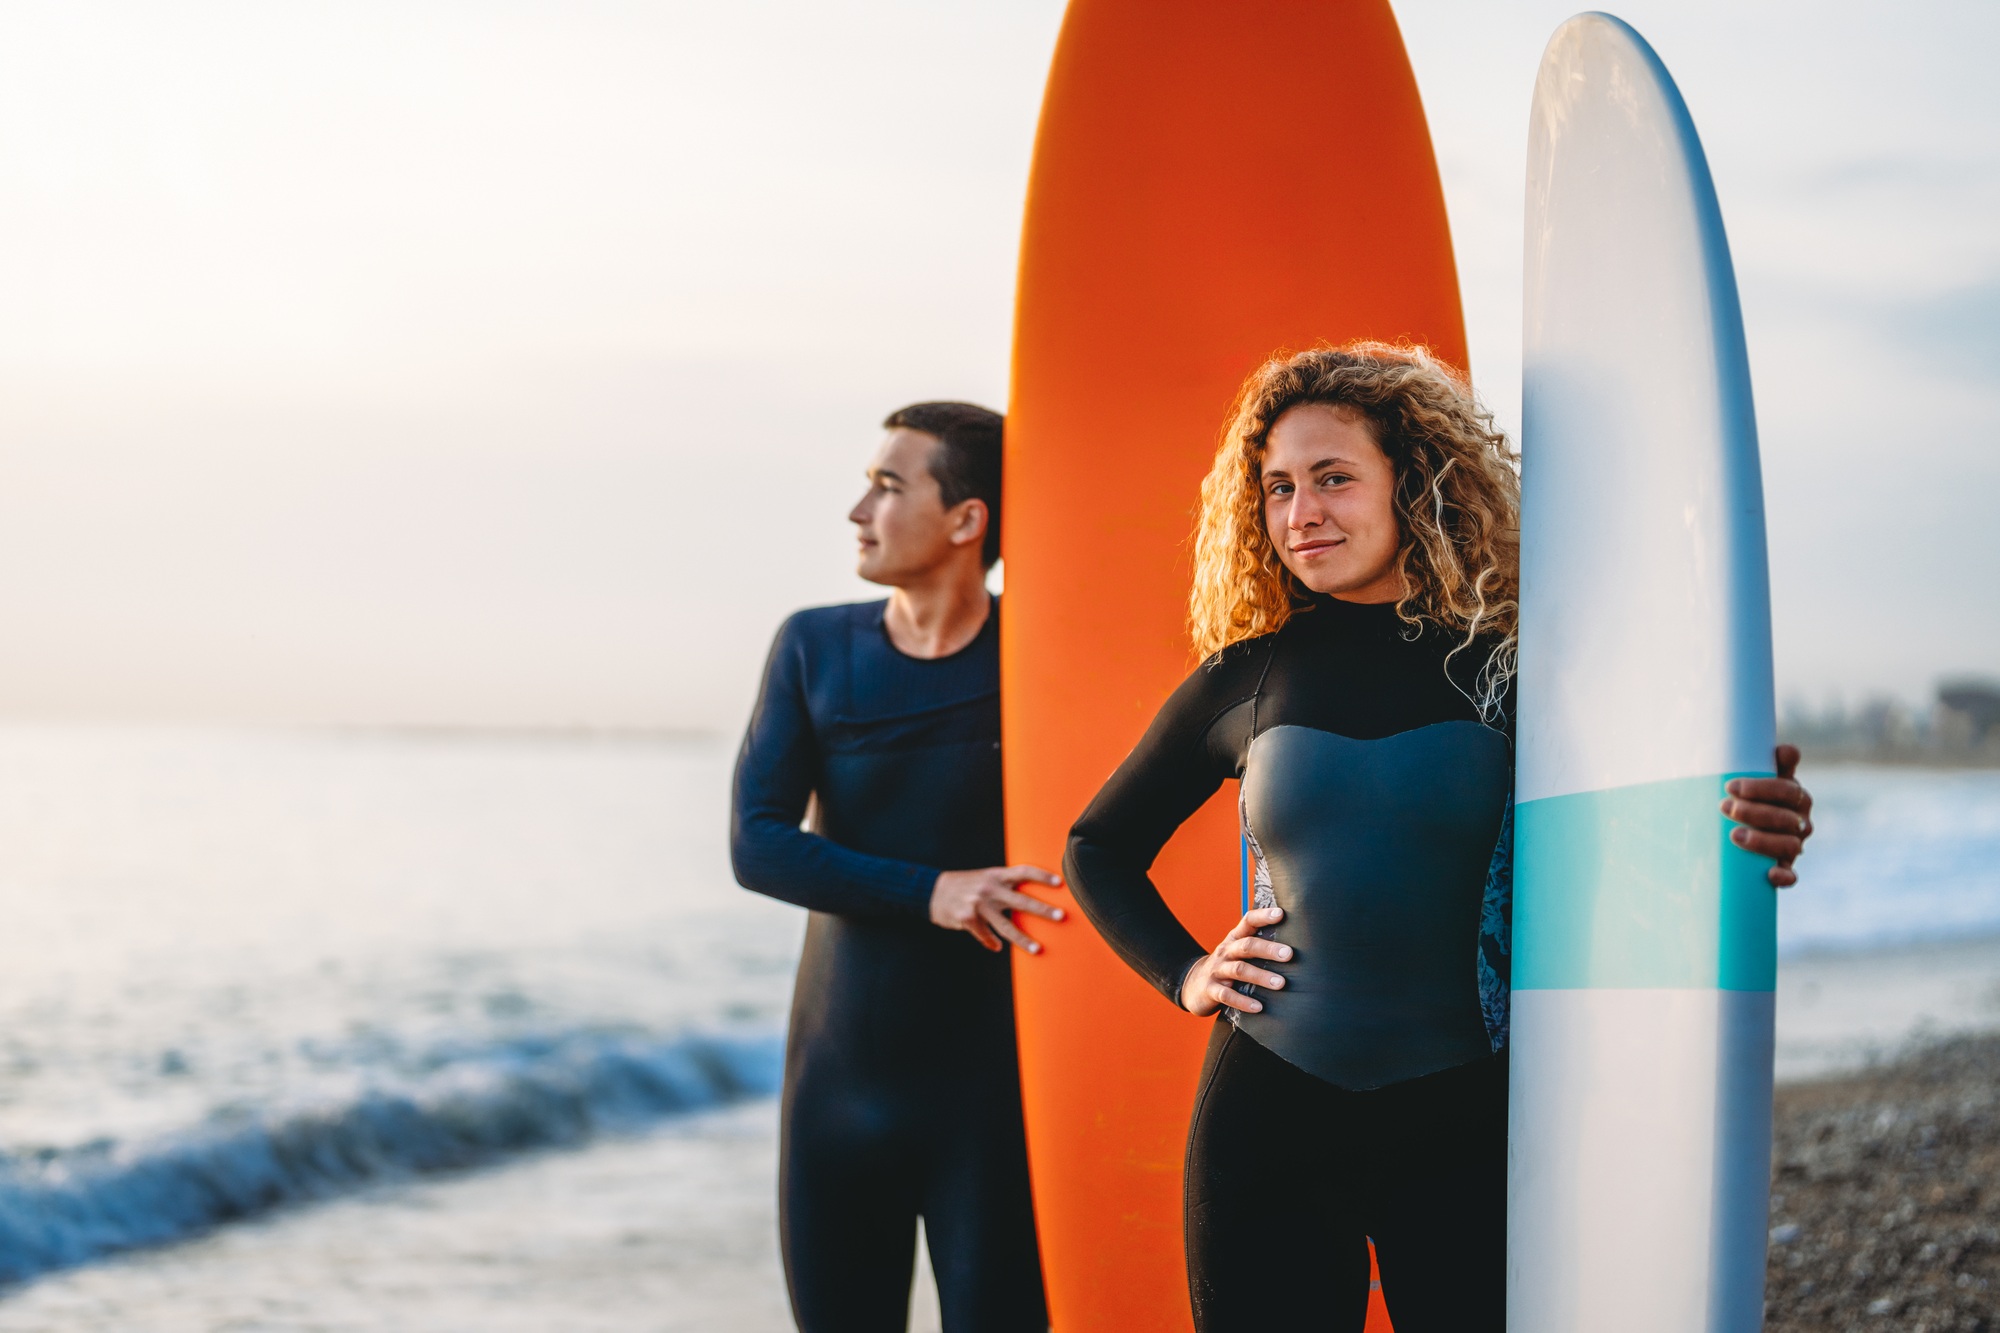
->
[1260,403,1404,603]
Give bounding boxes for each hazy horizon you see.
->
[0,0,1992,731]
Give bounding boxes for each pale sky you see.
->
[0,0,1991,729]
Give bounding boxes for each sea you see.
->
[0,724,1989,1324]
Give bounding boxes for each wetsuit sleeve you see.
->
[1064,655,1249,1007]
[731,616,941,919]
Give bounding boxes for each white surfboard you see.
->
[1510,13,1777,1333]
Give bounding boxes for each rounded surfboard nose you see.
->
[1004,1,1465,1328]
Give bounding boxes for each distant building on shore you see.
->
[1937,680,2000,747]
[1782,679,2000,765]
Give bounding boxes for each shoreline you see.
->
[1777,931,2000,1083]
[0,932,1994,1328]
[1768,1033,2000,1331]
[1768,935,2000,1328]
[1789,753,2000,771]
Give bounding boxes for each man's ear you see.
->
[950,498,989,550]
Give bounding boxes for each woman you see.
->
[1062,344,1812,1332]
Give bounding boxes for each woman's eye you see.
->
[1268,482,1293,497]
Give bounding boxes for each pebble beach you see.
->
[1768,1033,2000,1333]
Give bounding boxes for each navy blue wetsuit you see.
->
[1065,595,1512,1333]
[731,598,1047,1333]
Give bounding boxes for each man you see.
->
[731,402,1060,1332]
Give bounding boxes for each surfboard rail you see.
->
[1004,2,1465,1328]
[1510,14,1777,1332]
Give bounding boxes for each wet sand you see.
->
[1777,932,2000,1081]
[0,1102,943,1333]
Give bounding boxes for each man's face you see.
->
[849,428,967,586]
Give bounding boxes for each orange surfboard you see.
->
[1002,2,1467,1328]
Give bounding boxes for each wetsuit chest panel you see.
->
[821,691,1002,754]
[786,605,1006,874]
[1234,720,1511,1090]
[815,694,1004,872]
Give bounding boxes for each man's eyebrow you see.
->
[869,467,907,484]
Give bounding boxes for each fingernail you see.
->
[1278,947,1292,960]
[1029,943,1041,954]
[1268,977,1283,988]
[1731,828,1747,844]
[1053,909,1066,921]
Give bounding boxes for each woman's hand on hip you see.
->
[1180,907,1292,1017]
[930,865,1066,953]
[1719,744,1815,888]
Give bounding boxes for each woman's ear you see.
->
[950,498,989,550]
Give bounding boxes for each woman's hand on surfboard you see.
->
[930,866,1066,953]
[1719,744,1814,888]
[1179,908,1293,1017]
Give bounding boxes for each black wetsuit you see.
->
[731,598,1047,1333]
[1065,595,1513,1333]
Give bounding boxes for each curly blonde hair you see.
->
[1189,342,1520,703]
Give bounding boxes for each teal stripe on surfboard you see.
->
[1515,773,1778,991]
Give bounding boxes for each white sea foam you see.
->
[0,724,799,1290]
[0,1028,780,1283]
[1776,765,2000,955]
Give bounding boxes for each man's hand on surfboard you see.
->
[1179,907,1293,1017]
[1719,744,1814,888]
[930,865,1066,953]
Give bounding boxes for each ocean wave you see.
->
[1777,767,2000,955]
[0,1027,783,1285]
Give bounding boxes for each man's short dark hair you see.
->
[883,401,1004,567]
